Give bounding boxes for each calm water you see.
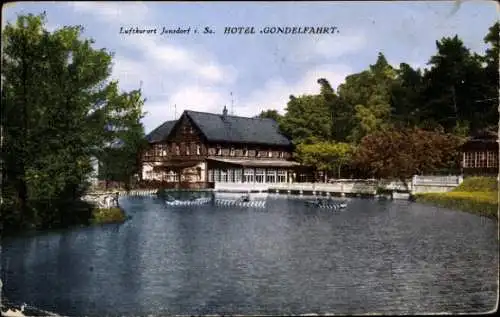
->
[1,194,498,316]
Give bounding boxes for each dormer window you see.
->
[268,150,273,158]
[175,144,180,155]
[256,150,261,157]
[186,145,190,155]
[279,151,284,158]
[216,146,222,156]
[243,148,248,157]
[196,145,201,155]
[230,147,235,156]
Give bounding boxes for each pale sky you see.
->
[2,1,498,133]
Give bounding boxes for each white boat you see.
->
[305,199,347,210]
[165,197,211,206]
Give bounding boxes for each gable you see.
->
[165,113,206,143]
[145,120,176,143]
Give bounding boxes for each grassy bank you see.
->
[415,176,498,219]
[91,207,127,224]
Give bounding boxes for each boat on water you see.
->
[164,195,211,206]
[304,198,347,209]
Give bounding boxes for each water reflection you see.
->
[1,196,498,316]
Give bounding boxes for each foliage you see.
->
[295,141,355,178]
[257,109,282,122]
[339,53,396,143]
[280,94,332,144]
[454,176,498,192]
[98,90,147,189]
[1,13,145,230]
[91,207,127,224]
[352,128,464,184]
[415,191,498,220]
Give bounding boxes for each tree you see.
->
[257,109,281,122]
[295,141,355,180]
[390,63,424,127]
[317,78,354,141]
[279,94,332,144]
[99,90,147,190]
[420,35,490,134]
[1,13,145,230]
[352,128,464,188]
[337,53,396,143]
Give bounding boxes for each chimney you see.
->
[222,105,228,118]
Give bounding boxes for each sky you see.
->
[2,1,498,134]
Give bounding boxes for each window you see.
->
[216,146,222,156]
[464,152,473,168]
[154,144,162,157]
[255,168,265,183]
[214,169,221,182]
[477,152,487,168]
[234,169,242,183]
[244,168,254,183]
[230,147,235,157]
[167,171,178,182]
[266,169,277,183]
[186,144,190,155]
[279,152,284,158]
[209,148,216,156]
[487,151,498,168]
[173,143,180,155]
[208,169,214,182]
[228,169,234,182]
[221,169,228,182]
[278,170,287,183]
[189,127,195,134]
[465,151,493,168]
[268,150,273,158]
[196,145,201,155]
[243,149,248,157]
[256,150,261,157]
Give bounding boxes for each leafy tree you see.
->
[317,78,354,141]
[257,109,282,122]
[420,35,490,133]
[390,63,424,127]
[279,94,332,144]
[99,90,147,190]
[1,13,145,230]
[352,128,464,188]
[295,141,355,179]
[338,53,395,143]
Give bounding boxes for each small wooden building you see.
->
[140,107,304,188]
[461,130,499,176]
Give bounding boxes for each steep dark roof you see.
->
[145,120,176,143]
[184,110,292,146]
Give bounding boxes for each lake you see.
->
[1,194,498,316]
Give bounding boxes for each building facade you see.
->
[461,130,499,176]
[140,107,302,188]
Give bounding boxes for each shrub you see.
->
[416,191,498,219]
[454,176,498,192]
[91,207,127,224]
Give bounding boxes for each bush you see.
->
[455,176,498,192]
[416,190,498,219]
[91,207,127,224]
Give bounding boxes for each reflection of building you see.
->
[461,130,499,176]
[141,107,303,188]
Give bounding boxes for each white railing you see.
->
[412,175,463,186]
[211,175,463,194]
